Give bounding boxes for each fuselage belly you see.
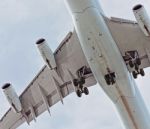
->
[66,0,150,129]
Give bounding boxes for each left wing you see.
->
[0,32,96,129]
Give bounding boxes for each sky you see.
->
[0,0,150,129]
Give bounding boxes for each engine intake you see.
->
[133,4,150,36]
[2,83,11,89]
[2,83,22,113]
[133,4,142,11]
[36,38,45,45]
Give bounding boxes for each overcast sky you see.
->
[0,0,150,129]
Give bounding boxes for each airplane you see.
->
[0,0,150,129]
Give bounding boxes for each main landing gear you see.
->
[104,68,116,86]
[124,51,145,79]
[73,66,90,97]
[73,77,89,97]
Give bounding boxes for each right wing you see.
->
[0,32,97,129]
[105,17,150,71]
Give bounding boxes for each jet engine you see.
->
[2,83,22,113]
[133,4,150,36]
[36,38,57,70]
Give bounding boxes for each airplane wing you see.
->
[0,32,96,129]
[105,17,150,71]
[1,16,150,129]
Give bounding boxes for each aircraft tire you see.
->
[140,69,145,76]
[83,87,89,95]
[76,90,82,97]
[132,71,137,79]
[104,75,111,85]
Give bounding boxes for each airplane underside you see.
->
[1,1,150,129]
[66,0,150,129]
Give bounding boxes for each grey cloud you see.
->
[0,0,30,25]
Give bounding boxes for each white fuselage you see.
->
[65,0,150,129]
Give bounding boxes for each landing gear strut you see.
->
[124,51,145,79]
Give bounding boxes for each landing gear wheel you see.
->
[83,87,89,95]
[139,69,145,76]
[136,58,141,65]
[106,80,111,85]
[104,75,111,85]
[132,71,137,79]
[76,90,82,97]
[111,78,116,85]
[73,79,78,87]
[129,60,134,68]
[111,73,116,85]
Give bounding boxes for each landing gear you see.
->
[132,69,145,79]
[73,66,91,97]
[75,86,89,97]
[124,51,145,79]
[135,64,139,71]
[104,68,116,85]
[73,78,89,97]
[129,60,134,68]
[80,77,85,84]
[136,58,141,65]
[73,79,78,87]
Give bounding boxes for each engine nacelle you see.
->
[2,83,22,113]
[133,4,150,36]
[36,38,57,70]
